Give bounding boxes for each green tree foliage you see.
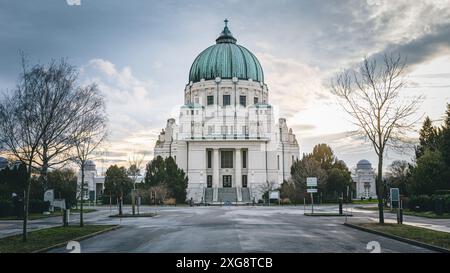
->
[441,104,450,166]
[0,162,27,199]
[311,143,335,170]
[409,104,450,196]
[47,169,77,208]
[104,165,133,201]
[326,167,352,199]
[415,116,440,158]
[144,156,166,187]
[165,157,188,203]
[409,150,447,196]
[144,156,188,203]
[287,144,353,203]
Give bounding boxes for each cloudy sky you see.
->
[1,0,449,173]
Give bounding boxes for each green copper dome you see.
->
[189,20,264,84]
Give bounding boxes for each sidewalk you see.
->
[348,206,450,233]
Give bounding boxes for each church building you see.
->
[154,20,300,204]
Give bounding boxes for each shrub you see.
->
[0,199,14,217]
[28,199,50,213]
[431,194,450,213]
[163,198,176,206]
[444,196,450,213]
[281,198,291,205]
[408,195,433,212]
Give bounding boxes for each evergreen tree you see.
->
[144,156,166,187]
[164,156,188,203]
[416,116,439,159]
[311,143,335,170]
[440,103,450,166]
[104,165,133,215]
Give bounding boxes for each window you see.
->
[277,155,280,170]
[221,151,233,168]
[242,125,248,135]
[242,175,248,188]
[194,97,199,104]
[254,97,259,104]
[207,150,212,168]
[223,95,231,106]
[208,126,214,135]
[242,150,247,169]
[239,95,246,107]
[207,175,212,188]
[221,125,228,135]
[207,95,214,105]
[191,110,194,115]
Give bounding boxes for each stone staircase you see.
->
[204,188,213,203]
[241,188,251,203]
[218,188,237,203]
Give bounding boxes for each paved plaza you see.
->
[1,205,448,253]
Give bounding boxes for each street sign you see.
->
[269,191,280,199]
[390,188,400,209]
[306,177,317,187]
[390,188,399,201]
[307,188,318,193]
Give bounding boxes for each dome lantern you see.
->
[215,19,237,44]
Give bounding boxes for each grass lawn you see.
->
[355,223,450,250]
[352,199,379,204]
[356,207,450,219]
[0,208,97,221]
[0,225,116,253]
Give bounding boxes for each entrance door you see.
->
[223,175,232,187]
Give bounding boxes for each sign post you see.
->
[306,177,318,214]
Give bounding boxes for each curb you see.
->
[344,223,450,253]
[304,213,353,217]
[32,225,120,253]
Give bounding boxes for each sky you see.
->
[0,0,449,173]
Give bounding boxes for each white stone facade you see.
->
[154,78,299,203]
[352,160,377,199]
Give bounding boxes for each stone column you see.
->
[213,148,219,188]
[235,148,242,188]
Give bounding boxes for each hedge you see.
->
[408,194,450,213]
[0,199,50,217]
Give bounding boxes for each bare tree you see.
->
[128,151,146,189]
[128,151,146,215]
[71,86,107,227]
[34,59,104,186]
[331,53,422,223]
[0,56,53,242]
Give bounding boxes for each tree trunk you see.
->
[40,147,49,187]
[80,166,84,227]
[118,192,123,215]
[377,154,385,224]
[22,166,32,242]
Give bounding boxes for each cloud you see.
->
[258,52,330,118]
[80,59,178,168]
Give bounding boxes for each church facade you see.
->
[154,21,299,204]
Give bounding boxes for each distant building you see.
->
[76,160,144,201]
[352,159,377,199]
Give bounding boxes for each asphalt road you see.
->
[43,206,434,253]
